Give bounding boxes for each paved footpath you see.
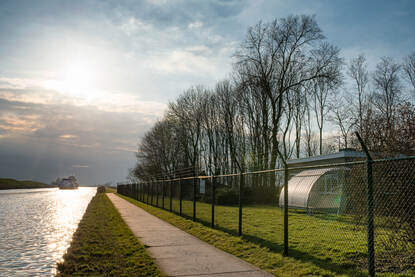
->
[107,193,273,277]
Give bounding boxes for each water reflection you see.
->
[0,187,96,276]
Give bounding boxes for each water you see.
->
[0,187,96,276]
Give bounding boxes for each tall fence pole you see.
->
[169,179,173,212]
[238,172,244,236]
[193,176,197,221]
[151,181,154,205]
[156,181,159,207]
[356,132,375,277]
[179,178,183,216]
[162,180,165,209]
[211,176,215,228]
[147,183,150,204]
[283,163,289,256]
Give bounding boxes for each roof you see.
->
[287,149,366,165]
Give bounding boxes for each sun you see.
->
[43,59,99,100]
[61,61,94,94]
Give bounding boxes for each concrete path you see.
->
[107,193,273,277]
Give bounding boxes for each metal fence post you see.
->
[356,132,375,277]
[283,164,289,256]
[156,181,159,207]
[150,183,152,204]
[179,178,183,216]
[162,181,165,209]
[146,183,149,204]
[238,172,244,236]
[211,176,215,228]
[169,179,173,212]
[193,176,197,221]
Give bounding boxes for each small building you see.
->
[286,148,366,176]
[279,149,366,214]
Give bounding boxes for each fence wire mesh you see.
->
[117,156,415,276]
[372,158,415,274]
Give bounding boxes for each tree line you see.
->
[129,15,415,182]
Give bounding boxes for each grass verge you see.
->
[117,193,370,277]
[57,193,163,276]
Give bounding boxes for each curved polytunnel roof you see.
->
[279,167,347,209]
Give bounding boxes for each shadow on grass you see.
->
[128,197,368,277]
[181,207,367,277]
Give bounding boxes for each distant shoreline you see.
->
[0,178,56,190]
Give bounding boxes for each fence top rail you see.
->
[287,160,366,171]
[123,155,415,186]
[372,155,415,163]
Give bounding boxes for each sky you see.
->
[0,0,414,185]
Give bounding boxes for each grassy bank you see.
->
[57,193,163,276]
[118,194,414,276]
[0,178,56,190]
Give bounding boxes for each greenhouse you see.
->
[279,167,349,214]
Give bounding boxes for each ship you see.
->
[58,176,79,190]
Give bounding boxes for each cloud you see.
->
[1,0,414,185]
[0,83,161,184]
[188,20,204,29]
[60,134,79,140]
[72,165,89,168]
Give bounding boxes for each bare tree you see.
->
[403,52,415,97]
[348,54,369,134]
[168,87,205,176]
[235,15,342,167]
[328,94,357,148]
[372,57,402,140]
[303,97,318,157]
[216,80,246,172]
[292,86,307,158]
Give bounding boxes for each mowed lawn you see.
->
[125,193,414,276]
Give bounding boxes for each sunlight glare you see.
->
[43,58,101,102]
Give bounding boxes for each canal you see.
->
[0,187,96,276]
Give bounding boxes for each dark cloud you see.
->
[102,0,248,27]
[0,96,155,184]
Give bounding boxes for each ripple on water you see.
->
[0,187,96,276]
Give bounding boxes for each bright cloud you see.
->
[0,0,414,184]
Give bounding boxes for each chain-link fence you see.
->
[117,156,415,276]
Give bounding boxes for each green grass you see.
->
[119,193,415,276]
[0,178,56,189]
[57,193,163,276]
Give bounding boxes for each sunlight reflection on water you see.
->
[0,187,96,276]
